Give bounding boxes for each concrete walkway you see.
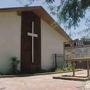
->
[0,70,89,90]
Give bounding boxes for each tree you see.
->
[48,0,90,29]
[80,36,90,41]
[18,0,90,30]
[17,0,55,6]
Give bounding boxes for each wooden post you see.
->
[72,61,75,77]
[87,61,89,77]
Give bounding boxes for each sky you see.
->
[0,0,89,40]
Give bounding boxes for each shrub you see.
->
[55,65,72,73]
[67,65,72,71]
[55,68,63,72]
[10,57,19,74]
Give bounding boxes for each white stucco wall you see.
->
[0,12,21,73]
[0,12,67,73]
[41,20,67,70]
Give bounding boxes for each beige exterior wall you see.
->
[41,20,67,70]
[0,12,21,73]
[0,12,67,73]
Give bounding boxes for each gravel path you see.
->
[0,70,89,90]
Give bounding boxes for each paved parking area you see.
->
[0,70,89,90]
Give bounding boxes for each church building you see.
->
[0,6,71,73]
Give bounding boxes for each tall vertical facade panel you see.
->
[21,11,41,73]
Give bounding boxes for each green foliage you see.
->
[48,0,90,29]
[82,82,86,90]
[80,36,90,41]
[17,0,55,6]
[67,65,73,71]
[55,68,63,72]
[17,0,90,30]
[10,57,19,74]
[55,65,72,73]
[45,0,55,3]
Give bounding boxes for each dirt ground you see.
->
[0,70,90,90]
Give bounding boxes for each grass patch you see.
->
[55,65,72,73]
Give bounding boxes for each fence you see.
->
[53,54,70,69]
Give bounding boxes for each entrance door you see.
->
[21,11,41,73]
